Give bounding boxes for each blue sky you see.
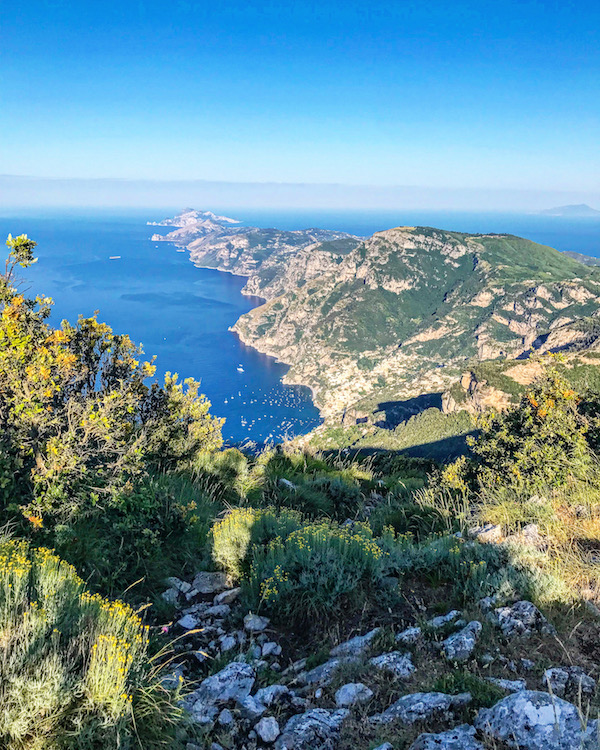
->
[1,0,599,195]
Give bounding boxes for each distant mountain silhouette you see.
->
[539,204,600,217]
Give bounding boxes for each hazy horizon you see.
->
[2,174,600,213]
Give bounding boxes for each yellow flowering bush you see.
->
[248,520,386,622]
[469,369,591,494]
[0,539,181,749]
[0,234,223,520]
[0,235,223,592]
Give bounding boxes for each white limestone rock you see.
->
[475,690,599,749]
[492,600,555,637]
[244,613,270,632]
[334,682,374,707]
[177,614,199,630]
[396,625,422,645]
[214,587,241,605]
[542,666,596,700]
[408,724,484,749]
[441,620,482,661]
[192,571,229,594]
[187,661,255,725]
[428,610,462,630]
[486,677,527,693]
[330,627,381,657]
[275,708,349,750]
[254,684,290,706]
[255,716,280,744]
[370,692,472,725]
[369,651,415,678]
[301,656,357,686]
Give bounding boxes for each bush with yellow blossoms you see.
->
[0,538,183,749]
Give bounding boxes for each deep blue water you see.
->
[1,208,598,444]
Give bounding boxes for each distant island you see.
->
[539,203,600,217]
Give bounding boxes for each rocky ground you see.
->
[160,569,599,749]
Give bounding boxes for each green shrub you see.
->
[382,501,454,541]
[211,506,303,579]
[0,236,223,549]
[56,472,220,596]
[0,539,183,749]
[470,369,592,493]
[431,670,504,708]
[248,521,385,622]
[277,475,363,519]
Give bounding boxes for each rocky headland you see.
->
[152,210,600,426]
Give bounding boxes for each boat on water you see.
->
[109,255,121,260]
[237,365,244,373]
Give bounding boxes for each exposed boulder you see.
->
[177,614,199,630]
[475,690,599,749]
[244,613,270,632]
[334,682,374,707]
[486,677,527,693]
[192,571,230,594]
[370,692,472,725]
[396,625,422,645]
[369,651,415,679]
[441,620,482,661]
[301,657,357,686]
[262,641,282,657]
[492,600,555,637]
[542,666,596,700]
[428,610,462,630]
[408,724,484,749]
[161,587,179,604]
[470,524,503,543]
[205,604,231,618]
[214,587,242,606]
[275,708,349,750]
[256,716,280,744]
[330,627,381,657]
[238,694,267,720]
[217,708,234,726]
[255,684,290,706]
[187,661,255,725]
[166,576,192,594]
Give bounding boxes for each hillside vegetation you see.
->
[3,233,600,749]
[155,212,600,425]
[233,227,600,420]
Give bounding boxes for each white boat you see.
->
[237,365,244,372]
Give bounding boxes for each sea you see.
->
[1,207,599,445]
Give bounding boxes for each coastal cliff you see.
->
[153,210,600,422]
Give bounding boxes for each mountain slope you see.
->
[152,213,600,422]
[232,227,600,418]
[563,250,600,266]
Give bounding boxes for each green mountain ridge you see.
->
[155,211,600,423]
[232,226,600,419]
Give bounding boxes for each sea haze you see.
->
[1,208,598,444]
